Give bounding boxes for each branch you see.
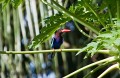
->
[0,49,119,55]
[0,49,79,54]
[63,56,116,78]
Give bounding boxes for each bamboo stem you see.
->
[30,0,39,35]
[13,8,21,50]
[18,4,27,47]
[25,0,34,39]
[6,4,12,50]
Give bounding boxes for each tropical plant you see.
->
[35,0,120,78]
[1,0,120,78]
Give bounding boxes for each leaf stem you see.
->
[108,5,113,24]
[117,0,120,27]
[98,63,119,78]
[74,21,93,39]
[117,0,120,20]
[63,56,116,78]
[84,59,117,78]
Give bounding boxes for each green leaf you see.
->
[0,0,4,3]
[2,0,10,9]
[76,42,99,56]
[113,38,120,51]
[11,0,23,8]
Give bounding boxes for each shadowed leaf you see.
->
[29,14,70,49]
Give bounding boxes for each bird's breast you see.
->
[53,39,63,49]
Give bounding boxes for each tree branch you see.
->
[0,49,80,54]
[0,49,119,55]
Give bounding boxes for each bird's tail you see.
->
[48,53,55,60]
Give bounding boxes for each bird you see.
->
[48,28,71,60]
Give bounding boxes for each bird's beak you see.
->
[61,29,71,33]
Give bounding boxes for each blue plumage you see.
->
[48,35,63,59]
[51,36,63,49]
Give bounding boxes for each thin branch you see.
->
[0,49,119,55]
[98,63,119,78]
[63,56,116,78]
[0,49,79,54]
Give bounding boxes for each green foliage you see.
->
[29,13,70,49]
[0,0,4,3]
[74,0,120,58]
[0,0,22,9]
[11,0,23,8]
[0,0,120,77]
[76,29,120,57]
[2,0,10,9]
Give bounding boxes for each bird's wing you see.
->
[51,37,55,48]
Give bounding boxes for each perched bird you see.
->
[48,29,71,59]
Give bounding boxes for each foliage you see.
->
[76,29,120,57]
[30,0,100,48]
[0,0,22,9]
[29,13,70,49]
[39,0,120,78]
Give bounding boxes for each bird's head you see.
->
[55,29,71,37]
